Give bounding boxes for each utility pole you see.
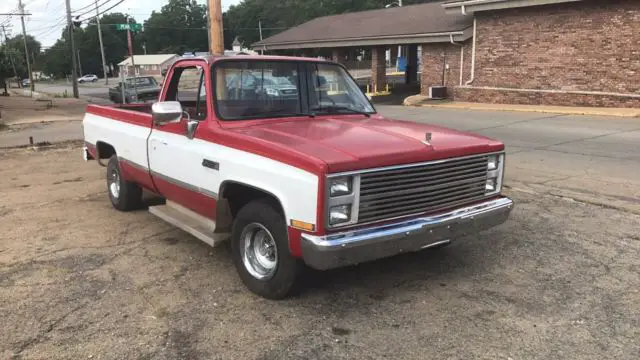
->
[65,0,79,98]
[126,15,137,99]
[208,0,224,55]
[95,0,108,84]
[258,20,263,55]
[77,50,83,75]
[206,6,211,54]
[18,0,34,92]
[1,25,18,78]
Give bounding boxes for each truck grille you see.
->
[357,155,489,224]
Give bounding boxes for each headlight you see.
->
[265,88,279,96]
[329,177,352,197]
[326,175,360,228]
[485,154,505,195]
[329,205,351,225]
[487,155,498,170]
[486,178,497,192]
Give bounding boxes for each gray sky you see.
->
[0,0,241,47]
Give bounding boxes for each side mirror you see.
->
[152,101,183,125]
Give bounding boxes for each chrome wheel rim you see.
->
[109,169,120,198]
[241,223,278,280]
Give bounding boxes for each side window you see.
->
[165,66,207,120]
[215,61,301,120]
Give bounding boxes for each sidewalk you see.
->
[403,95,640,118]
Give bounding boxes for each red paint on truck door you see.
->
[147,59,219,220]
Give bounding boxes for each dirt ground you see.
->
[1,145,639,360]
[0,95,87,126]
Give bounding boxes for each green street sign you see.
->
[115,23,142,31]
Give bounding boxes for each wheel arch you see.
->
[216,180,288,231]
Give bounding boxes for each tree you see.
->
[141,0,208,54]
[2,34,41,78]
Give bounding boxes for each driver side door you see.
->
[147,60,219,219]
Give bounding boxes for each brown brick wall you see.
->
[421,42,471,96]
[454,87,640,108]
[456,0,640,107]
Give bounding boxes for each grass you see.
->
[53,90,70,98]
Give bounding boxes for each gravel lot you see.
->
[1,144,638,360]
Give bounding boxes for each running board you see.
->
[149,201,230,247]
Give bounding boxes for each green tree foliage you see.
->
[141,0,208,54]
[40,13,143,78]
[0,34,41,78]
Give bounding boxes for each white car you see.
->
[78,74,98,83]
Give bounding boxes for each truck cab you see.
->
[82,55,513,299]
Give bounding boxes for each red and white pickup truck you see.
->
[83,55,513,299]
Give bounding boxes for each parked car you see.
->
[82,55,513,299]
[78,74,98,83]
[108,76,161,104]
[225,71,298,100]
[21,78,30,87]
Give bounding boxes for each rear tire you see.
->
[231,199,305,299]
[106,155,142,211]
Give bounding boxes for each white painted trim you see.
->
[443,0,583,14]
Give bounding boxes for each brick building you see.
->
[441,0,640,107]
[255,0,640,108]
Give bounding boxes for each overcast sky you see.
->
[0,0,241,47]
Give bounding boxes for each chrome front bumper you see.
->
[301,197,514,270]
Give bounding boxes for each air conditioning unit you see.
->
[429,86,447,100]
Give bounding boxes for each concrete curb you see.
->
[0,139,83,151]
[403,95,640,118]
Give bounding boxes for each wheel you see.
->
[231,199,305,299]
[106,155,142,211]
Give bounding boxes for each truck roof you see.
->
[176,54,335,64]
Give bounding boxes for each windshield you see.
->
[215,60,374,120]
[124,77,158,88]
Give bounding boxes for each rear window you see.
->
[215,61,301,120]
[126,77,157,87]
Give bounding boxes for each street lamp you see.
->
[385,0,403,72]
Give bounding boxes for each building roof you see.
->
[118,54,178,66]
[253,1,473,50]
[443,0,583,14]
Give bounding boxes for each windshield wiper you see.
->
[310,105,371,118]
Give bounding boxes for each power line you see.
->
[72,0,113,16]
[74,0,124,21]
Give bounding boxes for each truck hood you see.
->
[229,115,504,173]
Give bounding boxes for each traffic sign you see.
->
[115,23,142,31]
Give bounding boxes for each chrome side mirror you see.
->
[185,119,199,139]
[152,101,183,125]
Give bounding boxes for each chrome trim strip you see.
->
[117,157,218,200]
[150,170,218,199]
[304,197,513,247]
[327,151,504,177]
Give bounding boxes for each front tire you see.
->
[231,199,305,299]
[106,155,142,211]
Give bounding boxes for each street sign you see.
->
[115,23,142,31]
